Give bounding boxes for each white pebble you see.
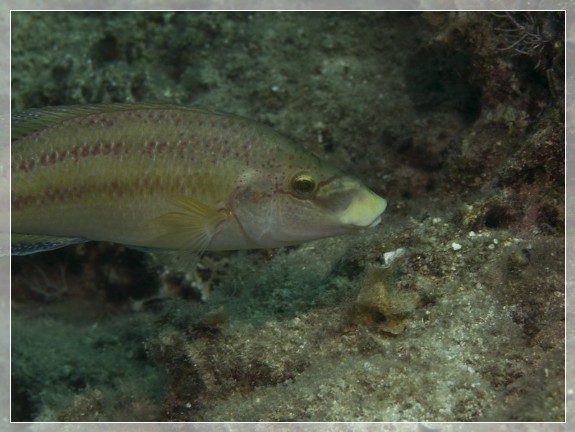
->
[383,247,406,265]
[451,242,462,251]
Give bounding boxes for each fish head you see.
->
[231,158,387,248]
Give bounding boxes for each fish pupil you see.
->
[292,174,316,195]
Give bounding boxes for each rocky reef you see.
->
[11,11,564,421]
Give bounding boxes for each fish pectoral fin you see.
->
[147,196,229,252]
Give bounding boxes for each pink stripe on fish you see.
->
[12,173,189,210]
[13,141,127,174]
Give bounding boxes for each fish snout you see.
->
[338,186,387,229]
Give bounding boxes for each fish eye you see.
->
[290,173,316,196]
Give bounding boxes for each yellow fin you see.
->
[148,196,229,252]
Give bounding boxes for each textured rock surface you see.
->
[10,11,565,422]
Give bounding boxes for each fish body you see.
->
[12,104,386,255]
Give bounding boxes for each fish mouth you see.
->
[351,214,382,230]
[367,215,382,228]
[344,194,386,230]
[348,215,381,231]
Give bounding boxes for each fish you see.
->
[11,103,387,255]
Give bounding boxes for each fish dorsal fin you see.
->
[11,103,228,141]
[148,196,229,253]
